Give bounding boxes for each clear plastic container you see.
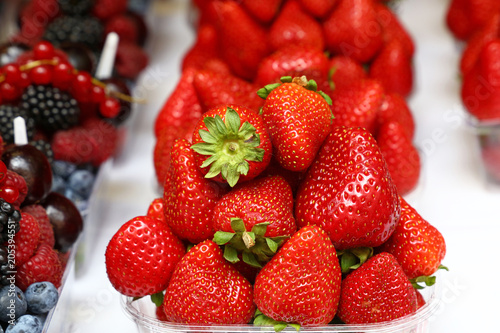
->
[467,116,500,187]
[121,277,441,333]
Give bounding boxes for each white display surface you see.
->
[47,0,500,332]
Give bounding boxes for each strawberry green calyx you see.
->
[213,218,288,268]
[411,265,449,289]
[338,247,374,274]
[253,309,300,332]
[257,75,333,106]
[191,107,265,187]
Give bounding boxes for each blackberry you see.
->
[20,85,80,134]
[30,139,54,164]
[0,199,21,244]
[0,245,13,286]
[0,104,36,144]
[57,0,95,16]
[42,15,104,51]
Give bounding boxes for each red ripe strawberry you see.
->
[105,216,185,297]
[461,39,500,121]
[298,0,337,19]
[3,170,28,208]
[376,121,421,195]
[295,127,400,250]
[323,0,383,63]
[253,225,342,327]
[268,1,325,52]
[104,14,139,44]
[241,0,283,24]
[416,290,426,309]
[259,76,333,172]
[209,0,270,80]
[446,0,500,41]
[16,243,63,291]
[328,55,367,90]
[460,13,500,75]
[163,240,255,324]
[92,0,127,20]
[154,68,203,138]
[377,197,446,279]
[163,139,227,243]
[191,105,272,187]
[374,3,415,57]
[193,70,264,113]
[13,213,41,266]
[338,252,418,324]
[255,46,330,89]
[369,39,414,98]
[181,24,220,71]
[146,198,165,223]
[330,78,385,134]
[115,41,149,79]
[375,92,415,140]
[22,204,55,248]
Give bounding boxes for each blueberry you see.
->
[0,285,27,323]
[24,282,59,315]
[51,160,77,179]
[6,314,42,333]
[67,169,95,198]
[51,175,67,195]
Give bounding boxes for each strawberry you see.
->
[374,3,415,57]
[446,0,500,41]
[12,213,40,266]
[337,252,418,323]
[146,198,165,223]
[208,0,270,81]
[163,240,255,324]
[22,204,55,248]
[376,121,421,195]
[114,41,149,80]
[92,0,127,20]
[193,70,264,113]
[163,139,227,243]
[191,105,272,187]
[15,243,63,291]
[369,39,414,98]
[181,24,220,71]
[330,78,385,134]
[461,39,500,121]
[323,0,383,63]
[267,1,325,52]
[212,175,296,265]
[298,0,337,19]
[328,55,367,91]
[253,225,342,327]
[154,68,203,138]
[375,92,415,140]
[258,76,333,172]
[241,0,283,24]
[105,215,185,297]
[377,197,447,279]
[255,46,330,90]
[295,126,401,250]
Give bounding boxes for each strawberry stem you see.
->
[253,310,301,332]
[256,76,332,105]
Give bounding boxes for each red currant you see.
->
[33,41,55,60]
[0,82,19,101]
[91,85,106,104]
[17,72,31,89]
[2,64,22,85]
[29,65,53,85]
[53,62,74,90]
[0,161,7,186]
[0,186,19,204]
[72,71,93,102]
[99,97,121,118]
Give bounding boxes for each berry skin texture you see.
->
[253,225,342,326]
[15,244,63,292]
[163,240,255,324]
[22,204,55,249]
[295,127,401,250]
[24,281,59,314]
[0,285,27,323]
[105,216,185,297]
[13,213,41,266]
[377,197,446,279]
[338,252,418,324]
[6,314,43,332]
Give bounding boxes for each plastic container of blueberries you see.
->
[121,276,442,333]
[466,116,500,189]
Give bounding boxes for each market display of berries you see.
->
[13,0,149,80]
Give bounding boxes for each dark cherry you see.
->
[101,77,132,126]
[1,144,53,205]
[59,42,96,73]
[0,42,31,67]
[41,192,84,253]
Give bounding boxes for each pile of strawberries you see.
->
[446,0,500,182]
[154,0,421,197]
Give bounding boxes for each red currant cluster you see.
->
[0,41,122,119]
